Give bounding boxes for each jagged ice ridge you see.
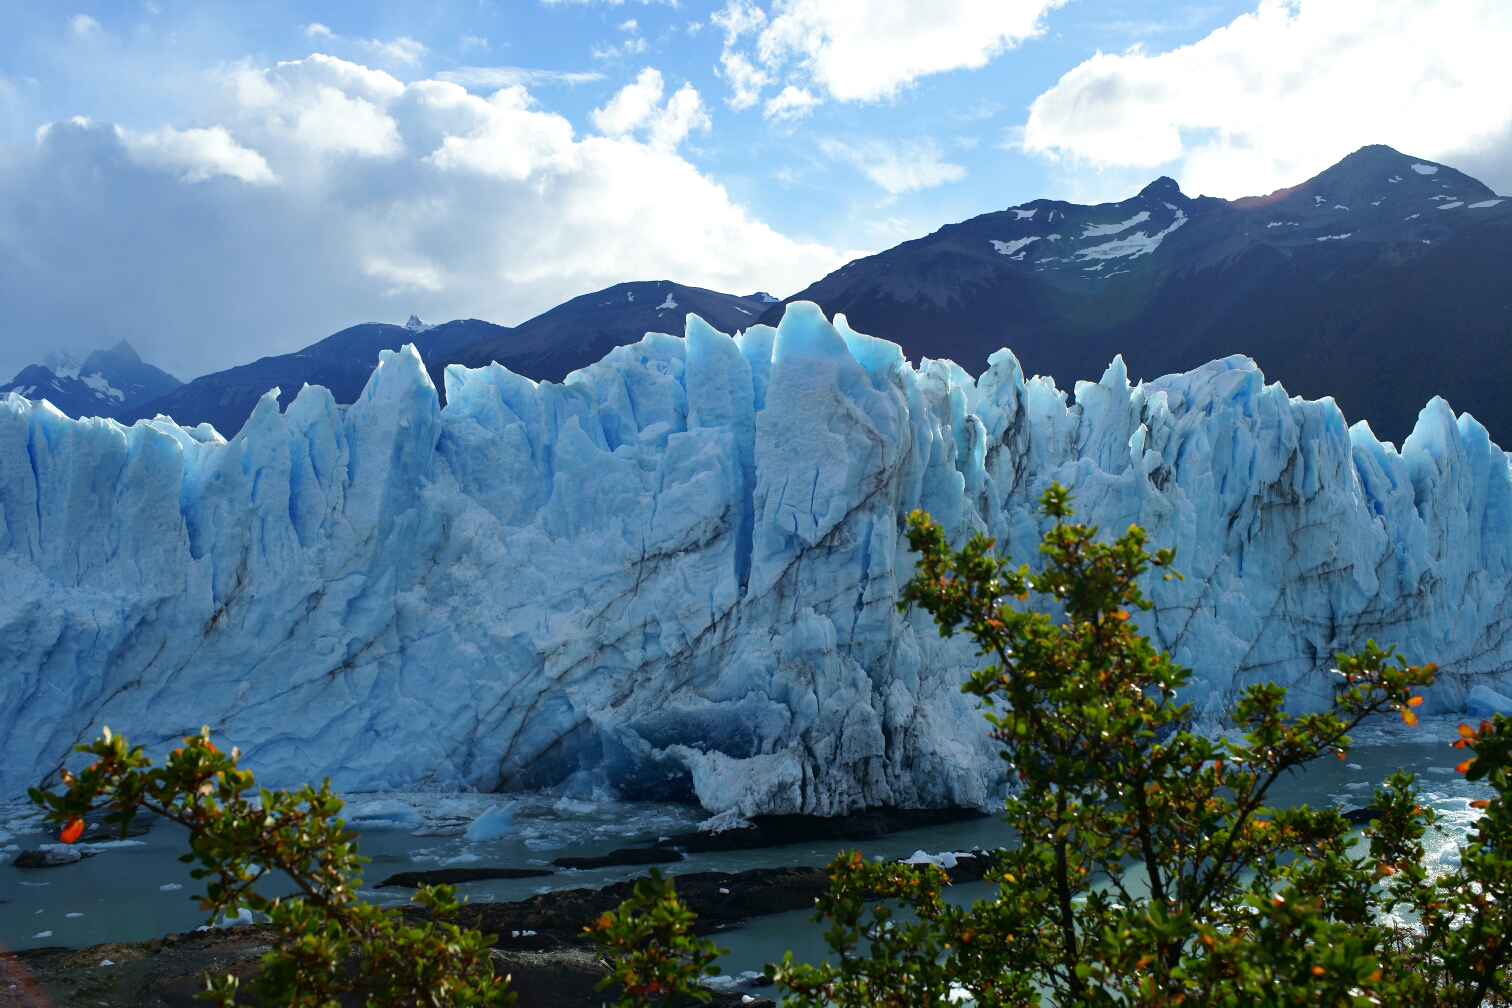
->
[3,303,1511,814]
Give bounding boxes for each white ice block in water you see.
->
[464,804,516,842]
[3,304,1512,816]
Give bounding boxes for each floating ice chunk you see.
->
[1334,205,1349,210]
[160,883,183,891]
[1267,221,1284,227]
[1347,764,1362,770]
[1314,195,1327,203]
[1411,163,1439,174]
[990,237,1042,256]
[464,803,516,842]
[1468,199,1504,208]
[31,931,51,939]
[1316,234,1352,241]
[1412,732,1442,744]
[347,799,423,831]
[1371,199,1383,206]
[1405,214,1420,220]
[901,849,960,868]
[1467,685,1512,719]
[99,960,115,967]
[442,853,482,865]
[1080,211,1150,237]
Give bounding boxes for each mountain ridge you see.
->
[757,144,1511,444]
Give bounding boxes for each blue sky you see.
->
[2,0,1510,382]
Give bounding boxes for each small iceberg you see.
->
[464,803,516,842]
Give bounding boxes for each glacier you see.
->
[3,301,1512,815]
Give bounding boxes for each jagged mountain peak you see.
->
[2,339,180,420]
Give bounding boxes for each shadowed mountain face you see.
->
[758,145,1512,445]
[0,341,181,420]
[121,318,504,437]
[432,281,774,386]
[122,284,770,437]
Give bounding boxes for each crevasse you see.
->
[2,303,1510,813]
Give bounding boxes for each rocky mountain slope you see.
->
[758,145,1511,444]
[0,341,180,420]
[431,281,775,386]
[120,317,503,437]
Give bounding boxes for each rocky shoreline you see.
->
[2,854,999,1008]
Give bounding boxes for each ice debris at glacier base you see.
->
[2,301,1512,816]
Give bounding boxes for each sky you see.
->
[1,0,1510,383]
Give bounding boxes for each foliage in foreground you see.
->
[30,731,513,1008]
[29,483,1512,1007]
[588,867,726,1007]
[766,484,1511,1006]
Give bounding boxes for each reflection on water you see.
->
[0,714,1493,982]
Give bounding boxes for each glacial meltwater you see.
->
[0,715,1493,984]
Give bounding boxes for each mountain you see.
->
[758,145,1512,445]
[432,281,774,385]
[122,317,506,437]
[3,303,1510,806]
[0,341,181,420]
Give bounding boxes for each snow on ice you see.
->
[2,303,1512,817]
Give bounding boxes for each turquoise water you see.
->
[0,713,1493,978]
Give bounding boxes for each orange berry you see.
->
[60,818,85,844]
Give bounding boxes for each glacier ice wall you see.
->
[3,302,1512,812]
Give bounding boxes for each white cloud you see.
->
[590,68,710,151]
[460,34,488,52]
[712,0,767,45]
[1022,0,1512,198]
[300,24,428,68]
[823,138,967,196]
[438,67,605,90]
[0,55,839,382]
[118,124,278,184]
[617,19,639,32]
[70,13,100,36]
[763,85,818,122]
[718,52,771,110]
[712,0,1062,112]
[363,37,428,67]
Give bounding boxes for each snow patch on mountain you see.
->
[1411,164,1440,174]
[990,237,1043,256]
[1080,211,1150,237]
[2,304,1511,813]
[1075,207,1187,261]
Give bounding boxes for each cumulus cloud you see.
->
[70,13,100,35]
[823,138,967,196]
[763,85,819,123]
[117,124,278,184]
[1022,0,1512,198]
[712,0,1062,111]
[590,68,711,151]
[0,54,840,382]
